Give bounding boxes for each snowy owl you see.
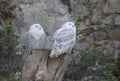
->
[27,24,46,49]
[49,22,76,58]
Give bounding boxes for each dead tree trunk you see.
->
[46,53,72,81]
[22,50,49,81]
[22,50,72,81]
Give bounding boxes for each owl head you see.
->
[29,24,43,30]
[63,22,76,28]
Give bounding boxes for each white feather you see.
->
[27,24,46,49]
[50,22,76,58]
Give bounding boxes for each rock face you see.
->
[13,0,120,80]
[64,0,120,81]
[114,15,120,25]
[103,0,120,14]
[0,0,120,81]
[69,0,120,51]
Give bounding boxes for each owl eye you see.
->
[35,25,38,27]
[35,25,41,29]
[69,23,71,25]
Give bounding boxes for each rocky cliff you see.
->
[0,0,120,81]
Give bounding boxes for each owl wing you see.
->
[50,27,76,58]
[38,31,46,49]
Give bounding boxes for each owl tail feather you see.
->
[49,50,56,58]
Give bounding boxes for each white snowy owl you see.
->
[49,22,76,58]
[27,24,46,49]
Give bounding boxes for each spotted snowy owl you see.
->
[49,22,76,58]
[27,24,46,49]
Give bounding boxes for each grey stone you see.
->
[103,0,120,14]
[0,0,10,3]
[92,25,99,30]
[91,12,102,24]
[113,49,120,60]
[102,15,113,25]
[85,19,90,26]
[79,5,89,18]
[110,28,120,41]
[99,24,106,28]
[46,0,68,16]
[0,25,3,31]
[89,0,101,4]
[114,15,120,25]
[112,41,120,49]
[79,22,89,30]
[78,42,90,51]
[70,2,89,19]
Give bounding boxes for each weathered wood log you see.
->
[22,50,72,81]
[22,50,49,81]
[46,53,72,81]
